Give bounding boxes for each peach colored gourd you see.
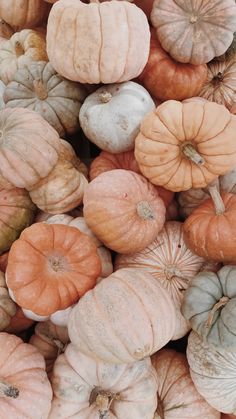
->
[0,1,50,30]
[83,169,166,254]
[46,0,150,83]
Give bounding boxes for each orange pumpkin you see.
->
[6,222,101,316]
[83,169,166,254]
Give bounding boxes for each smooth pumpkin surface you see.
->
[135,100,236,192]
[46,0,150,83]
[50,344,158,419]
[68,268,176,364]
[83,169,166,254]
[6,222,101,316]
[0,271,16,331]
[0,332,52,419]
[151,0,236,64]
[0,0,50,29]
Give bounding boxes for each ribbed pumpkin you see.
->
[68,268,176,364]
[0,332,52,418]
[6,222,101,317]
[0,271,16,331]
[83,169,166,254]
[135,100,236,192]
[0,1,50,29]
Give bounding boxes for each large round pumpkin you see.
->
[46,0,150,83]
[68,268,176,364]
[135,100,236,192]
[6,222,101,316]
[0,1,50,30]
[151,0,236,64]
[83,169,166,254]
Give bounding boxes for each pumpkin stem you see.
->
[165,265,185,281]
[208,184,225,215]
[15,41,24,57]
[182,144,205,165]
[33,80,48,101]
[0,380,19,398]
[90,388,120,419]
[212,72,224,86]
[99,91,112,103]
[136,201,155,220]
[206,296,229,328]
[190,15,198,23]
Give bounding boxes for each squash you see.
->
[6,222,101,317]
[4,61,87,137]
[135,100,236,192]
[68,268,176,364]
[83,169,166,254]
[138,29,208,101]
[0,1,50,30]
[50,343,158,419]
[152,349,220,419]
[0,332,52,418]
[0,271,16,331]
[151,0,236,64]
[46,0,150,83]
[0,29,48,84]
[79,81,155,153]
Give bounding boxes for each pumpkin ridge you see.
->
[119,3,131,82]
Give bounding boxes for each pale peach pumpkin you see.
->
[0,1,50,30]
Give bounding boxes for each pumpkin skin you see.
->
[83,169,166,254]
[0,81,5,110]
[5,306,34,334]
[68,268,176,364]
[0,107,60,189]
[6,222,101,316]
[0,271,16,331]
[46,0,150,84]
[0,332,52,419]
[79,81,155,153]
[0,1,50,30]
[152,349,220,419]
[50,344,158,419]
[4,61,87,137]
[151,0,236,65]
[138,30,208,101]
[0,29,48,85]
[134,100,236,192]
[187,331,236,415]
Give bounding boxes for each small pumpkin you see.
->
[68,268,176,364]
[4,61,87,137]
[135,100,236,192]
[0,271,16,331]
[47,0,150,84]
[0,1,50,30]
[83,169,166,254]
[151,0,236,64]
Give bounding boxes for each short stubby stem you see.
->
[99,91,112,103]
[0,379,19,398]
[208,184,225,215]
[165,265,184,280]
[90,388,120,419]
[206,296,229,327]
[182,143,205,165]
[136,201,155,220]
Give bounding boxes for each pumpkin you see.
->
[5,306,34,334]
[0,81,5,110]
[79,81,155,153]
[138,29,208,101]
[0,271,16,331]
[151,0,236,65]
[4,61,88,137]
[0,1,50,30]
[187,331,236,415]
[183,184,236,262]
[115,221,219,340]
[46,0,150,84]
[0,29,48,84]
[28,140,88,214]
[83,169,166,254]
[29,320,69,373]
[152,349,220,419]
[0,332,52,418]
[68,268,176,364]
[0,107,60,189]
[50,344,158,419]
[6,222,101,317]
[134,100,236,192]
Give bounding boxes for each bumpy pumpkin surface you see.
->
[46,0,150,83]
[0,0,50,29]
[135,100,236,192]
[0,271,16,331]
[50,344,158,419]
[151,0,236,65]
[6,222,101,316]
[0,332,52,419]
[68,268,176,364]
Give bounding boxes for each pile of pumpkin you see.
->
[1,0,236,418]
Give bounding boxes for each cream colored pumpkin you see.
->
[0,29,48,84]
[4,61,87,137]
[79,82,155,153]
[0,1,50,30]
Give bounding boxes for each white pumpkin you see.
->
[79,81,155,153]
[0,81,5,109]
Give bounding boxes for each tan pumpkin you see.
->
[4,61,87,137]
[0,1,50,30]
[0,271,16,331]
[152,349,220,419]
[68,268,176,364]
[46,0,150,83]
[83,169,166,254]
[151,0,236,64]
[135,100,236,192]
[28,140,88,214]
[0,29,48,84]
